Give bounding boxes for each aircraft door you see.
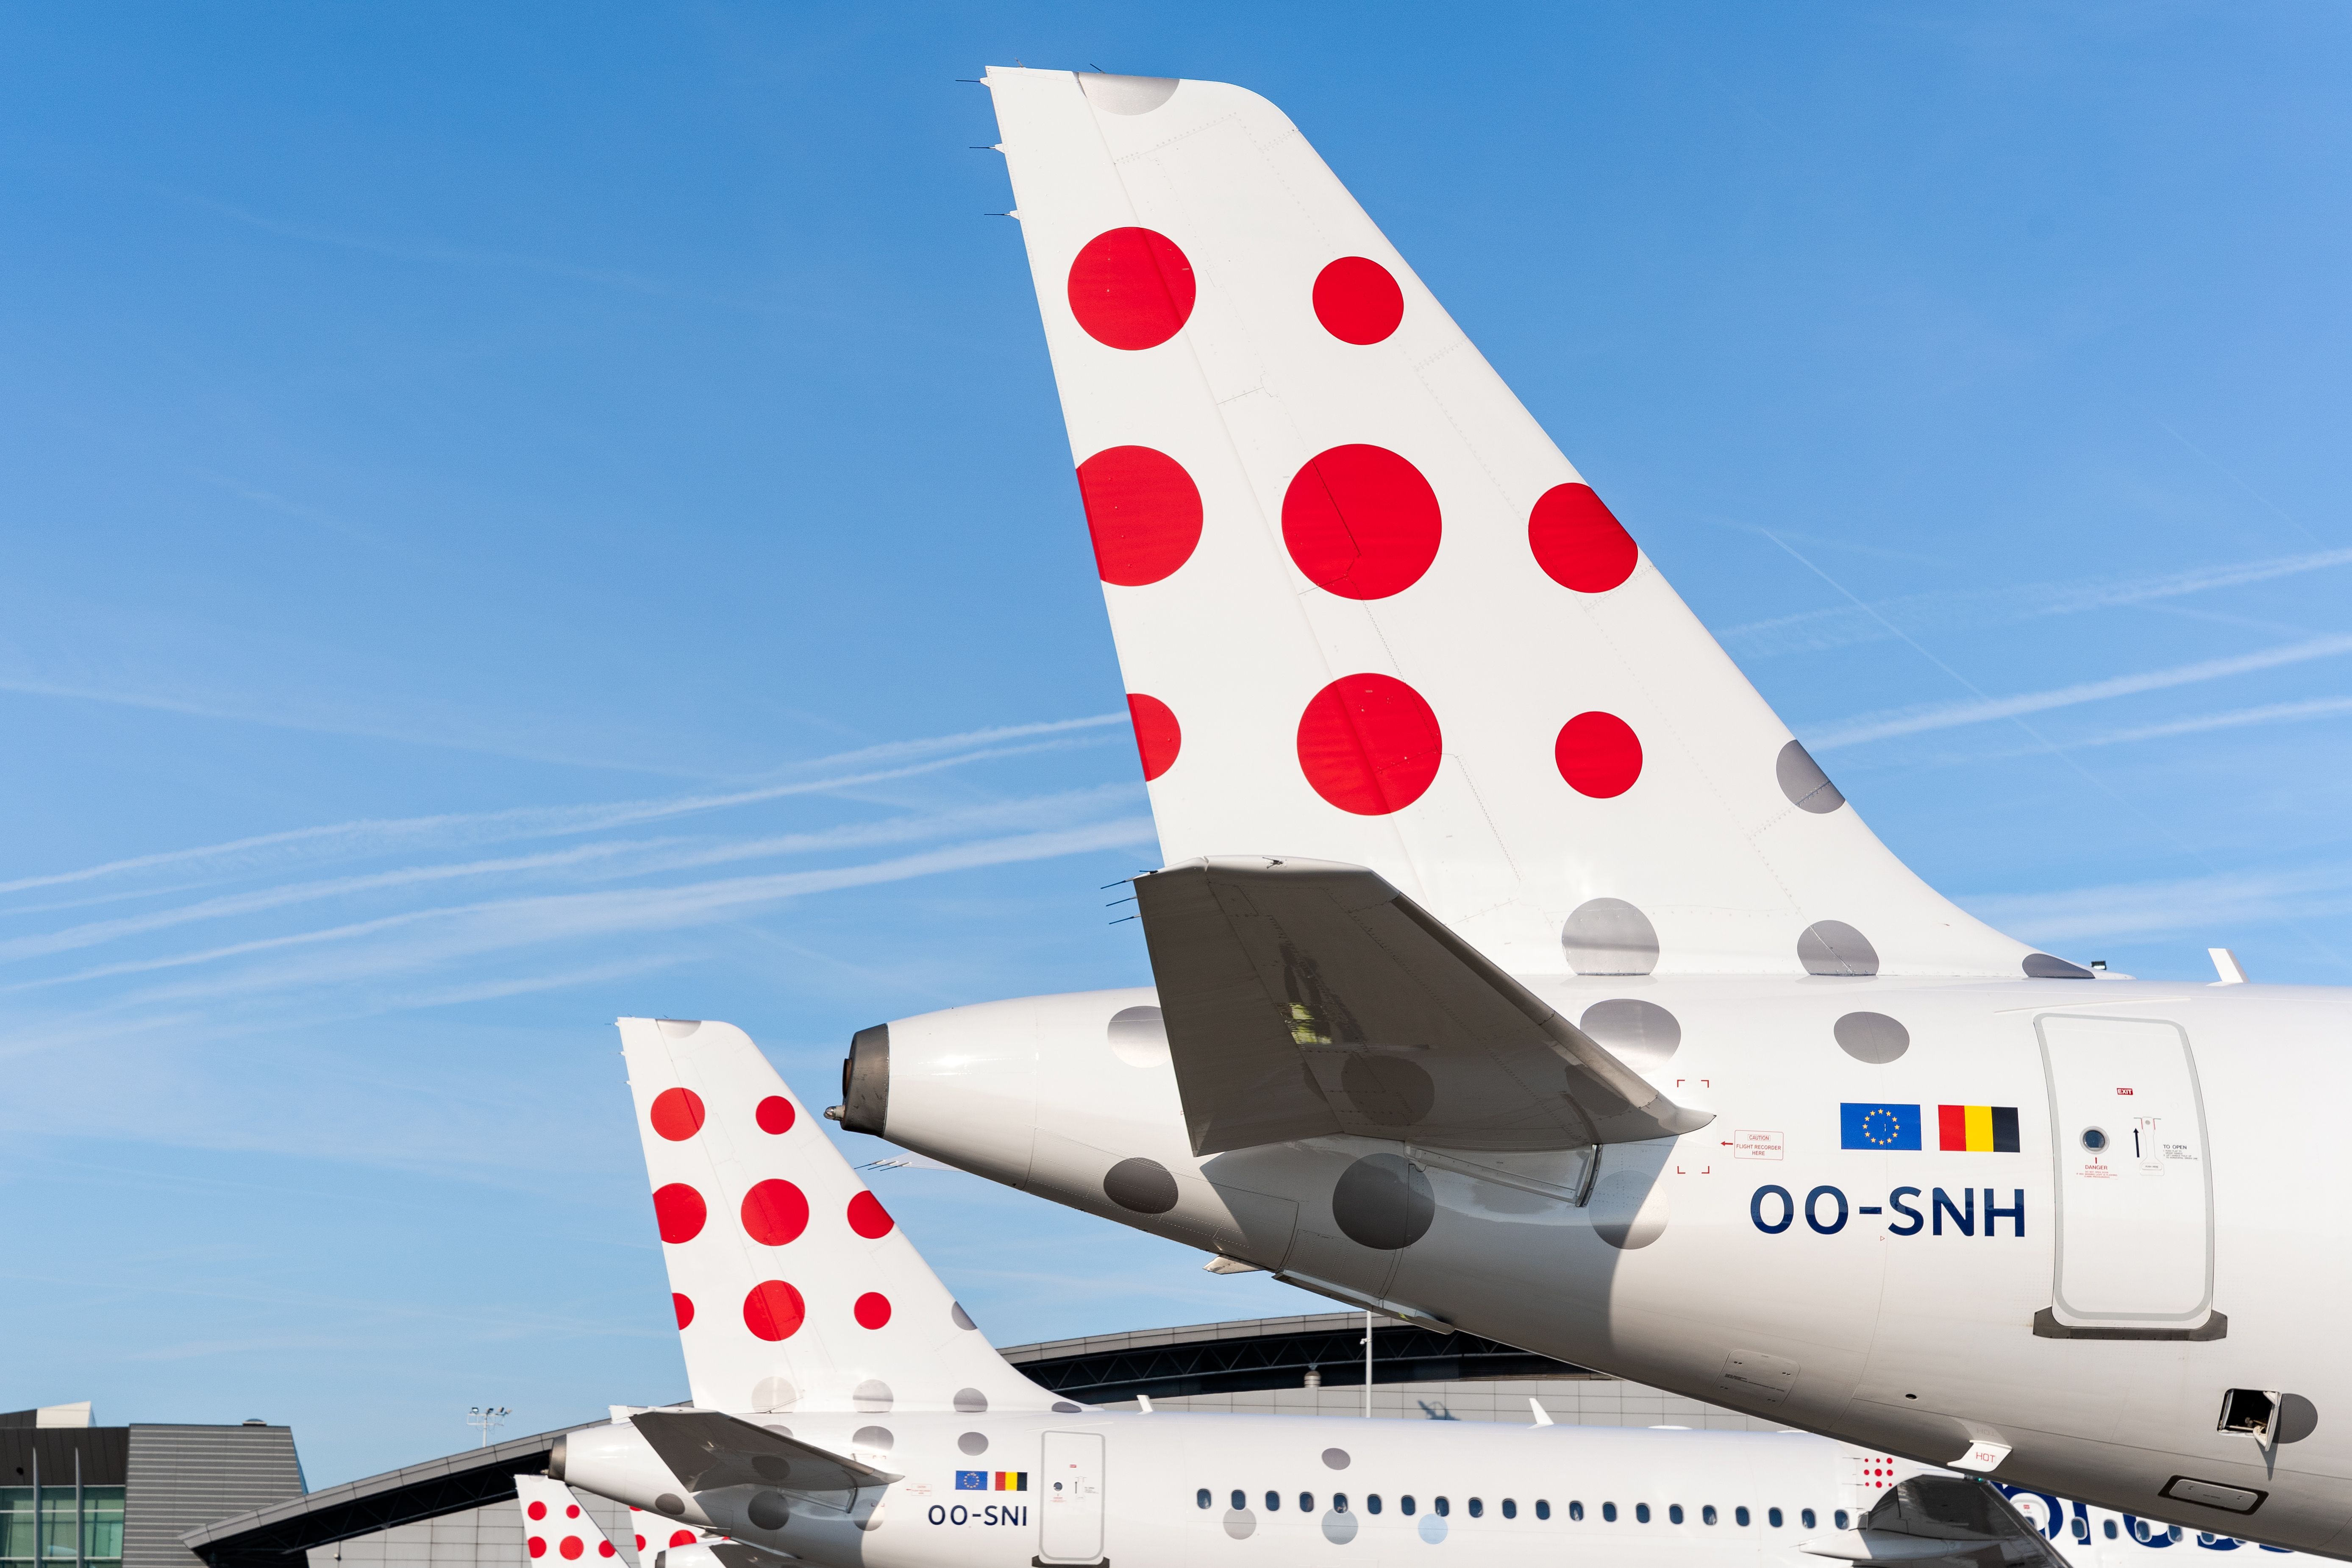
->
[1039,1431,1105,1564]
[2037,1015,2216,1334]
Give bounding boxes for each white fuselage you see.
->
[562,1407,2308,1568]
[868,976,2351,1553]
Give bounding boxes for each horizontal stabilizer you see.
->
[631,1411,901,1497]
[1135,856,1712,1155]
[1800,1479,2066,1568]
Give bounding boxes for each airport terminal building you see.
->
[165,1312,1782,1568]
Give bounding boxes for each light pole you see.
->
[468,1407,510,1449]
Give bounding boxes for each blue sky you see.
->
[4,2,2348,1486]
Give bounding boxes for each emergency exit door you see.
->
[2037,1014,2215,1332]
[1038,1431,1104,1564]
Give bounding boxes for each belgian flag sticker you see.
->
[1937,1104,2020,1152]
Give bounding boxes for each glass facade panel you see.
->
[0,1487,124,1565]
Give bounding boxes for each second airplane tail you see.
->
[617,1016,1070,1417]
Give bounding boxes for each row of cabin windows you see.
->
[1192,1491,1843,1531]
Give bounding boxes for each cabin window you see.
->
[1265,1492,1280,1512]
[2072,1518,2090,1543]
[2104,1522,2118,1540]
[1801,1509,1817,1529]
[1299,1494,1314,1514]
[1636,1504,1651,1524]
[1536,1501,1551,1521]
[1501,1500,1517,1520]
[1601,1503,1616,1523]
[1435,1498,1451,1518]
[1669,1505,1684,1524]
[1835,1511,1850,1529]
[1332,1496,1348,1515]
[1196,1490,1210,1510]
[1702,1506,1718,1526]
[1468,1499,1484,1519]
[1768,1508,1784,1528]
[1230,1491,1245,1512]
[1367,1496,1382,1515]
[1401,1497,1417,1517]
[1736,1507,1751,1526]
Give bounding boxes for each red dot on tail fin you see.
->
[668,1535,695,1549]
[1312,257,1404,345]
[527,1541,545,1559]
[1555,712,1643,798]
[1529,483,1638,593]
[741,1180,810,1246]
[649,1087,705,1142]
[1125,695,1181,782]
[755,1095,795,1134]
[565,1507,579,1520]
[1282,445,1441,601]
[671,1293,694,1329]
[559,1540,583,1560]
[651,1184,706,1244]
[744,1280,805,1341]
[854,1292,892,1329]
[847,1190,895,1239]
[528,1504,547,1522]
[1296,675,1444,816]
[1077,446,1202,587]
[1068,228,1195,349]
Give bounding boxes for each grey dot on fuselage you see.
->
[1776,740,1847,814]
[1322,1448,1351,1470]
[1560,897,1659,976]
[1798,920,1879,977]
[954,1388,988,1414]
[1835,1012,1909,1064]
[1224,1510,1257,1540]
[1079,73,1180,115]
[1103,1156,1180,1215]
[958,1432,988,1456]
[654,1495,684,1518]
[1053,1401,1083,1414]
[2022,952,2095,979]
[852,1426,892,1451]
[1331,1153,1435,1251]
[1323,1509,1360,1544]
[1578,998,1681,1071]
[746,1491,790,1531]
[951,1301,976,1330]
[853,1380,892,1411]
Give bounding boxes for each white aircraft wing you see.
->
[1134,856,1713,1155]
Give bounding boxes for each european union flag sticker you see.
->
[1841,1103,1921,1150]
[956,1471,987,1490]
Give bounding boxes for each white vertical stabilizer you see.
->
[985,67,2071,981]
[514,1476,621,1566]
[617,1016,1065,1415]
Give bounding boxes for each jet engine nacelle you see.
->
[550,1425,711,1529]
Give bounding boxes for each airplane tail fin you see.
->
[617,1017,1069,1415]
[984,67,2075,981]
[514,1476,625,1566]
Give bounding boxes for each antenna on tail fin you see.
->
[616,1018,1070,1416]
[982,67,2070,982]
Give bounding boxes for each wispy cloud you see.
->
[0,714,1128,900]
[1808,634,2352,751]
[1721,547,2352,658]
[1962,862,2352,945]
[5,817,1160,1006]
